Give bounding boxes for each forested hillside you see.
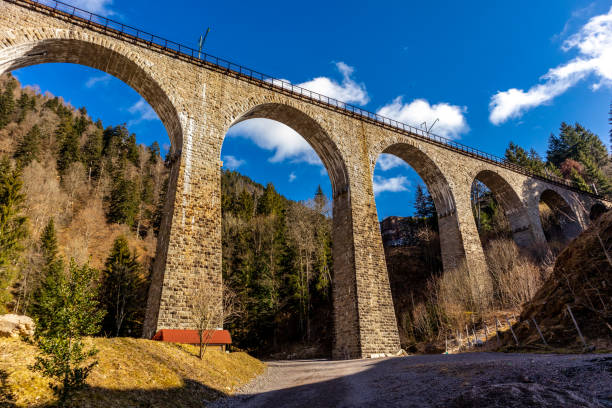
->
[0,73,167,322]
[221,171,333,356]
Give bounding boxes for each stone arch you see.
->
[472,169,535,248]
[220,102,362,356]
[375,142,466,271]
[0,39,182,149]
[539,189,582,243]
[0,36,184,338]
[228,103,349,194]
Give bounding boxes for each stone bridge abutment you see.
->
[1,0,606,359]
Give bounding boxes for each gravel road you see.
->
[210,352,612,408]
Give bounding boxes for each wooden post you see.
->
[532,317,547,346]
[465,325,471,347]
[495,318,501,346]
[457,329,462,349]
[506,317,519,346]
[566,304,587,348]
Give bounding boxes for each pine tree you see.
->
[235,190,255,221]
[125,132,140,166]
[0,158,27,311]
[313,185,328,215]
[0,77,16,129]
[30,218,64,318]
[504,142,545,174]
[579,152,612,195]
[107,176,139,226]
[81,128,104,181]
[17,92,35,122]
[570,168,591,192]
[148,141,160,165]
[414,184,436,219]
[32,260,105,405]
[41,218,59,267]
[100,236,144,337]
[14,124,41,166]
[56,117,80,174]
[547,122,608,168]
[73,107,90,136]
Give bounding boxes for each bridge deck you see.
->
[6,0,607,201]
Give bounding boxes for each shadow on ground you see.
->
[211,353,612,408]
[0,372,227,408]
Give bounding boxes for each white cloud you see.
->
[127,98,157,126]
[297,62,369,105]
[289,172,297,182]
[489,6,612,125]
[373,175,409,195]
[72,0,114,16]
[85,74,111,88]
[228,119,321,165]
[376,153,407,171]
[227,62,368,166]
[377,97,469,139]
[222,155,245,170]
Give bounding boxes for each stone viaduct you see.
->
[1,0,608,358]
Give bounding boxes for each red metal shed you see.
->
[152,329,232,351]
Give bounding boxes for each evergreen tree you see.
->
[14,124,41,166]
[414,184,436,219]
[570,168,591,192]
[313,185,328,215]
[152,177,168,236]
[73,111,89,136]
[102,125,140,167]
[32,260,105,405]
[81,128,104,181]
[257,183,283,216]
[579,152,612,195]
[30,218,64,318]
[56,117,80,174]
[107,176,139,226]
[17,92,35,122]
[41,218,60,267]
[125,133,140,166]
[100,236,144,336]
[235,190,255,221]
[0,77,16,129]
[0,158,27,311]
[43,96,59,112]
[504,141,545,174]
[547,122,608,168]
[148,141,160,165]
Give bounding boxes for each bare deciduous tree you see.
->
[190,281,241,359]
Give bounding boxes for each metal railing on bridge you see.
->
[6,0,609,201]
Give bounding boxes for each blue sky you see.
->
[11,0,612,219]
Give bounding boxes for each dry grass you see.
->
[0,337,264,407]
[485,239,547,309]
[415,239,549,338]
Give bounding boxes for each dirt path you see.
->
[211,352,612,408]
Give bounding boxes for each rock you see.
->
[0,314,35,338]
